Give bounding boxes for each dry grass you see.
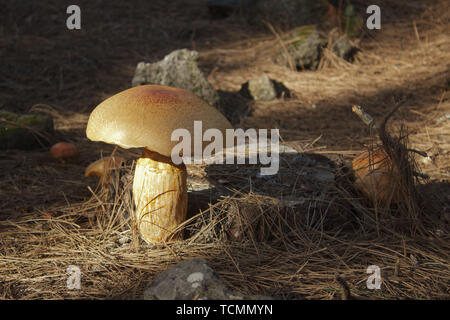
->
[0,0,449,299]
[1,155,448,299]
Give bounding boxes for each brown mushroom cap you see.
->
[86,85,233,158]
[84,156,126,178]
[50,142,79,160]
[352,148,398,204]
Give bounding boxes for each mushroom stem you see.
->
[132,149,187,243]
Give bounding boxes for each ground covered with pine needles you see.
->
[0,0,448,299]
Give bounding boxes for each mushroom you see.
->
[50,142,79,162]
[85,156,126,186]
[352,147,398,205]
[86,85,232,243]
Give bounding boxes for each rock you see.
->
[0,110,54,150]
[239,76,291,101]
[131,49,220,106]
[118,236,130,246]
[333,38,357,62]
[143,258,272,300]
[242,77,275,101]
[275,26,327,71]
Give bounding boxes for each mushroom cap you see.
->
[50,142,79,160]
[86,85,233,158]
[85,156,126,178]
[352,148,398,204]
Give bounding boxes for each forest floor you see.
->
[0,0,448,299]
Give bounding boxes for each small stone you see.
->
[248,76,276,101]
[239,76,291,101]
[118,236,130,245]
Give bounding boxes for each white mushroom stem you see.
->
[132,149,187,243]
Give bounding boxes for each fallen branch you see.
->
[351,104,427,159]
[351,103,429,235]
[351,105,379,130]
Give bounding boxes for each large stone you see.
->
[131,49,220,106]
[276,26,327,71]
[0,110,54,150]
[143,258,272,300]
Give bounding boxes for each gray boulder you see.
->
[0,110,54,150]
[143,258,272,300]
[132,49,220,106]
